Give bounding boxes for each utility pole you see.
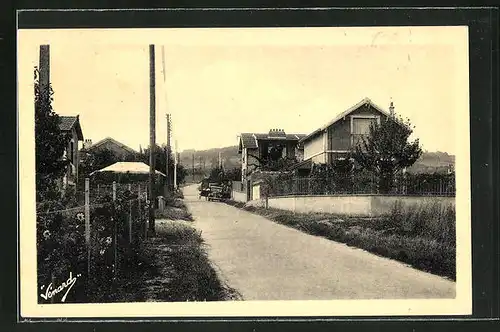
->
[173,140,178,189]
[148,44,156,236]
[165,113,171,197]
[192,153,195,182]
[39,45,50,99]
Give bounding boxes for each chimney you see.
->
[83,139,92,150]
[389,98,395,117]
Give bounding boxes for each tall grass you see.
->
[155,198,194,221]
[388,200,456,246]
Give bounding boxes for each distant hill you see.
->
[179,145,241,175]
[179,145,454,175]
[407,151,455,174]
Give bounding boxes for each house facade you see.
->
[296,98,397,170]
[238,129,306,183]
[81,137,139,161]
[59,115,84,189]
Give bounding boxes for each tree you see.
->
[34,67,69,201]
[176,164,188,186]
[246,153,299,175]
[352,113,422,193]
[225,167,242,181]
[139,144,186,187]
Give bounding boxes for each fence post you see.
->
[138,184,143,241]
[85,178,90,284]
[128,183,132,244]
[139,184,147,240]
[112,181,117,279]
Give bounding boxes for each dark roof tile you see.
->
[239,132,307,151]
[59,116,77,131]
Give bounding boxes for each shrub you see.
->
[37,188,148,303]
[36,202,87,302]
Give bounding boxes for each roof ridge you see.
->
[299,97,394,143]
[88,137,138,153]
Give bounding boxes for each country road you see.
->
[182,184,456,300]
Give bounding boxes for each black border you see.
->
[1,5,498,330]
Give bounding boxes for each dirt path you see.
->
[183,184,455,300]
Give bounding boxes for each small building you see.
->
[59,115,84,189]
[81,137,139,161]
[90,161,166,204]
[294,97,401,172]
[90,161,165,180]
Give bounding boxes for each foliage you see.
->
[205,166,239,184]
[246,152,300,174]
[37,188,148,303]
[34,67,69,201]
[224,167,242,181]
[79,148,122,176]
[208,166,225,181]
[139,144,186,187]
[309,160,355,193]
[387,200,456,246]
[352,113,422,193]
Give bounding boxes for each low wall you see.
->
[246,195,455,217]
[232,190,247,203]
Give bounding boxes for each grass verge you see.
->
[113,220,241,302]
[225,200,456,281]
[155,197,194,221]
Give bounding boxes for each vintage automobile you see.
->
[199,178,231,201]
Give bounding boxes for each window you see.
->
[352,117,376,135]
[268,143,284,161]
[351,116,378,147]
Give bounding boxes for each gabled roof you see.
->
[299,97,399,143]
[59,115,84,140]
[238,132,307,152]
[86,137,138,154]
[90,162,165,177]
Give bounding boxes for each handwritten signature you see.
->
[40,272,82,303]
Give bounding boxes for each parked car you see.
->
[199,178,232,201]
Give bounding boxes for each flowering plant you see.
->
[36,184,148,303]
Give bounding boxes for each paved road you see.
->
[183,184,455,300]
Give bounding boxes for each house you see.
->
[81,137,139,161]
[59,115,84,188]
[293,97,401,173]
[238,129,307,184]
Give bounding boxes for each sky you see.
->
[18,27,468,155]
